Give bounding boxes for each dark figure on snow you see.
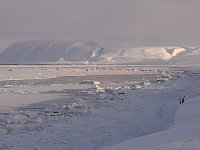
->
[182,96,185,103]
[179,96,185,104]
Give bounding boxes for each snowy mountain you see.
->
[0,40,102,64]
[0,40,200,64]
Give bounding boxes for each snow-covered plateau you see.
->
[0,64,199,150]
[1,40,200,65]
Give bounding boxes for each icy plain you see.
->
[0,65,199,150]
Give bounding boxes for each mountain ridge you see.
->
[0,40,199,65]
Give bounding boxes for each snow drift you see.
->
[103,77,200,150]
[0,40,200,64]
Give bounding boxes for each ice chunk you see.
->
[79,80,100,85]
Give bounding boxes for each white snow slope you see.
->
[0,40,200,64]
[103,68,200,150]
[0,65,200,149]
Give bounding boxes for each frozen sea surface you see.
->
[0,65,196,150]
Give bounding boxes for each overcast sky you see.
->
[0,0,200,49]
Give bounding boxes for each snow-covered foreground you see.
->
[103,98,200,150]
[0,65,198,150]
[103,76,200,150]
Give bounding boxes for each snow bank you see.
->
[102,78,200,150]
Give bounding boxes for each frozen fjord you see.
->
[0,65,197,150]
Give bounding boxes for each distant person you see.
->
[182,96,185,103]
[179,99,182,104]
[179,96,185,104]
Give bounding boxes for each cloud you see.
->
[0,0,200,47]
